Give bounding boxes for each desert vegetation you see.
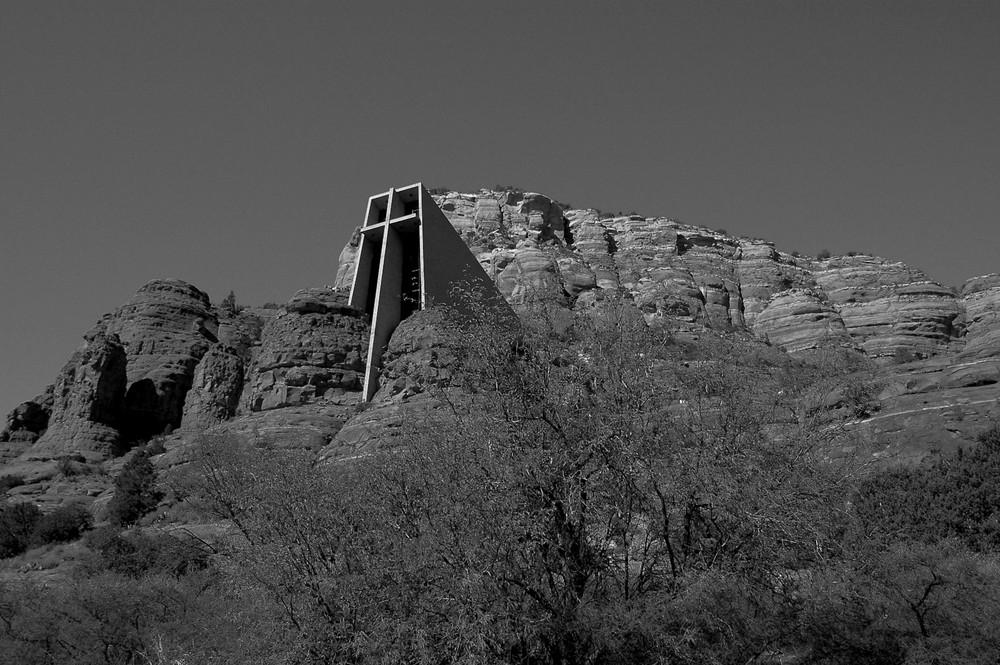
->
[2,298,1000,663]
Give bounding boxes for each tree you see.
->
[187,294,871,663]
[220,290,239,316]
[357,296,865,663]
[0,502,41,558]
[107,449,164,527]
[29,503,92,546]
[855,425,1000,552]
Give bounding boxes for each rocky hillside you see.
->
[3,188,999,514]
[337,189,1000,459]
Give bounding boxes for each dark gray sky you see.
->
[2,1,999,414]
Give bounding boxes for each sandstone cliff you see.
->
[404,189,969,367]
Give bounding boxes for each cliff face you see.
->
[24,330,127,462]
[407,190,971,366]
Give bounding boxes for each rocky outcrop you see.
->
[98,279,218,440]
[814,256,964,361]
[1,389,52,444]
[334,227,362,291]
[848,352,1000,465]
[22,331,128,461]
[429,191,973,364]
[960,274,1000,360]
[181,311,267,430]
[4,279,220,466]
[370,309,461,401]
[245,288,368,412]
[734,243,802,327]
[180,345,245,430]
[494,244,565,305]
[0,390,54,464]
[0,185,996,525]
[753,290,853,354]
[318,308,466,463]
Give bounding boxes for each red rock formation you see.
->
[814,256,963,360]
[0,389,52,445]
[753,289,853,354]
[960,274,1000,360]
[245,288,368,412]
[318,309,459,463]
[21,330,127,461]
[181,310,266,429]
[180,345,245,430]
[101,279,219,440]
[428,191,969,365]
[333,227,362,291]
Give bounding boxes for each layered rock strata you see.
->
[244,288,368,412]
[960,274,1000,360]
[101,279,219,439]
[752,290,853,354]
[420,190,973,365]
[813,256,963,360]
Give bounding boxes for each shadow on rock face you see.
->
[121,379,164,444]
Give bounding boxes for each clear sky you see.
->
[2,1,999,415]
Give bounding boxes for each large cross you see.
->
[349,183,512,401]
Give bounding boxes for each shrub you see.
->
[0,502,42,557]
[855,424,1000,551]
[492,184,525,194]
[0,475,24,493]
[30,503,92,546]
[106,450,164,527]
[145,437,167,457]
[817,248,832,260]
[219,290,242,316]
[87,526,211,578]
[187,299,870,663]
[57,454,85,477]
